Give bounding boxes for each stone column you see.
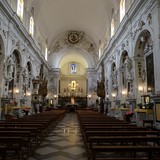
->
[52,68,61,107]
[152,2,160,92]
[86,68,97,107]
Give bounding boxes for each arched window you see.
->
[70,64,76,74]
[111,18,115,37]
[45,47,48,61]
[99,48,101,59]
[29,17,34,37]
[17,0,24,20]
[120,0,125,22]
[99,40,102,59]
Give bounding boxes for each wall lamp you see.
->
[54,95,57,100]
[122,89,126,95]
[87,94,91,100]
[112,93,116,98]
[14,88,19,94]
[26,91,31,96]
[138,86,143,92]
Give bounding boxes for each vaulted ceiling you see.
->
[25,0,119,69]
[27,0,118,50]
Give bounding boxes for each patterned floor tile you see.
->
[43,155,72,160]
[40,141,49,146]
[29,113,87,160]
[46,136,62,141]
[63,146,86,155]
[35,147,59,155]
[52,140,72,147]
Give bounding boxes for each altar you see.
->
[67,103,78,112]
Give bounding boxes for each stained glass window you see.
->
[29,17,34,37]
[70,63,76,74]
[17,0,24,20]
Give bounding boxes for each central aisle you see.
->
[29,113,87,160]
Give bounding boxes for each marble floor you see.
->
[28,113,87,160]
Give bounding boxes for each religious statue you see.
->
[4,55,15,82]
[38,79,48,97]
[124,55,132,80]
[97,64,105,99]
[112,66,117,88]
[22,68,29,87]
[142,69,146,82]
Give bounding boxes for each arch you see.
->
[111,62,116,72]
[9,47,23,66]
[27,61,32,73]
[134,29,153,57]
[119,50,128,67]
[12,50,22,66]
[133,26,153,55]
[49,48,96,68]
[134,29,154,94]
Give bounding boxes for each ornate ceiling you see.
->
[26,0,118,68]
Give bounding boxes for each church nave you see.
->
[29,113,87,160]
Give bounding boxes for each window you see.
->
[111,18,115,37]
[70,63,76,74]
[45,47,48,61]
[29,17,34,37]
[120,0,125,22]
[99,48,101,59]
[17,0,24,20]
[99,40,102,59]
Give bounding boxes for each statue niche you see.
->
[38,79,48,97]
[97,64,105,99]
[38,64,48,98]
[97,64,105,114]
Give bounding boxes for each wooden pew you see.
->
[84,130,159,140]
[88,136,160,150]
[0,146,6,160]
[94,157,159,160]
[0,123,45,144]
[83,130,160,148]
[0,137,28,160]
[0,127,40,148]
[77,109,160,160]
[0,110,66,160]
[81,124,137,131]
[92,145,160,160]
[83,126,146,132]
